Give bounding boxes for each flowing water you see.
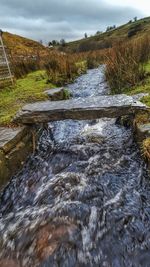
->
[0,67,150,267]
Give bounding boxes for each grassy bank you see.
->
[126,62,150,161]
[44,53,87,86]
[0,70,53,126]
[105,36,150,94]
[0,53,89,126]
[104,36,150,125]
[123,62,150,106]
[104,34,150,115]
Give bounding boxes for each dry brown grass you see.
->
[105,35,150,93]
[135,111,150,125]
[2,30,107,82]
[82,50,106,69]
[44,49,106,85]
[44,52,81,85]
[142,138,150,160]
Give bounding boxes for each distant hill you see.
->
[2,32,48,58]
[65,17,150,53]
[2,16,150,57]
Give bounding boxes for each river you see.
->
[0,67,150,267]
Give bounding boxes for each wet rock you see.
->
[116,115,134,128]
[85,134,104,143]
[0,150,10,186]
[14,94,148,124]
[50,152,74,174]
[36,223,78,261]
[80,120,106,143]
[135,123,150,141]
[45,87,70,101]
[0,127,26,153]
[0,259,20,267]
[0,126,38,188]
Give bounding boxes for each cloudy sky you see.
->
[0,0,150,43]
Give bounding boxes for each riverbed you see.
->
[0,67,150,267]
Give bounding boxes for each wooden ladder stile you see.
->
[0,30,14,87]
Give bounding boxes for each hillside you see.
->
[2,32,48,57]
[65,16,150,53]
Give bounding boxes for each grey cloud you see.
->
[0,0,145,42]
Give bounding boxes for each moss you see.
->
[135,111,150,124]
[0,70,54,126]
[0,150,10,186]
[142,138,150,159]
[63,89,71,100]
[141,95,150,107]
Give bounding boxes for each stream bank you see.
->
[0,126,34,188]
[0,86,69,188]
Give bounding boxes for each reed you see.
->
[105,35,150,93]
[44,52,85,85]
[12,58,40,79]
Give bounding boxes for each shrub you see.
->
[128,23,142,38]
[86,52,100,69]
[63,88,71,99]
[12,59,39,79]
[44,52,80,86]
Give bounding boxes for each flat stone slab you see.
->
[0,127,26,153]
[132,93,149,101]
[14,94,149,124]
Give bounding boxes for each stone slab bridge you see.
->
[14,94,149,124]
